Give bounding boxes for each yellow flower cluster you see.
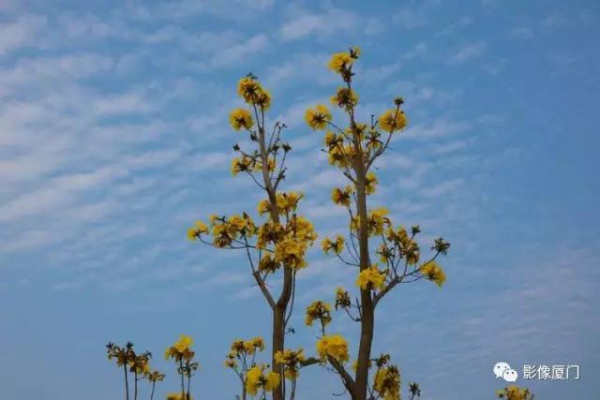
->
[187,220,209,241]
[378,225,420,265]
[321,235,345,255]
[229,108,254,131]
[378,108,407,133]
[373,365,401,400]
[231,155,275,176]
[334,287,351,309]
[147,370,166,383]
[257,191,303,217]
[350,207,390,236]
[245,365,280,396]
[198,213,256,248]
[165,335,195,362]
[224,337,265,369]
[331,87,359,110]
[257,216,317,270]
[329,143,357,169]
[316,334,349,364]
[305,104,332,130]
[166,393,193,400]
[356,265,386,291]
[419,261,447,287]
[274,348,306,380]
[327,47,360,75]
[130,354,151,375]
[365,171,378,195]
[331,185,354,207]
[305,301,332,327]
[237,76,272,110]
[258,253,280,274]
[496,385,534,400]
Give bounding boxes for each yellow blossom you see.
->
[335,287,351,309]
[166,393,193,400]
[246,365,280,396]
[374,366,401,400]
[187,220,208,241]
[229,108,254,131]
[378,109,407,133]
[321,235,345,255]
[328,52,353,73]
[274,348,305,380]
[356,265,386,291]
[305,104,332,130]
[419,261,446,287]
[258,253,280,274]
[331,87,359,109]
[174,335,193,353]
[257,199,271,216]
[331,185,354,206]
[316,334,349,363]
[365,172,378,195]
[274,238,307,269]
[305,301,332,327]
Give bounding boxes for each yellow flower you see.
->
[265,371,280,391]
[246,365,280,395]
[367,207,390,236]
[365,172,378,195]
[237,77,272,110]
[316,334,349,363]
[187,220,208,241]
[275,191,302,213]
[257,199,271,216]
[235,337,265,355]
[305,301,332,327]
[324,130,342,147]
[305,104,332,130]
[378,109,407,133]
[328,52,353,73]
[331,87,359,109]
[496,385,533,400]
[356,265,386,291]
[331,185,354,206]
[335,287,351,309]
[166,393,192,400]
[174,335,194,353]
[274,348,305,380]
[274,238,307,270]
[419,261,446,287]
[231,156,255,176]
[321,235,345,255]
[229,108,254,130]
[373,365,401,400]
[237,77,260,102]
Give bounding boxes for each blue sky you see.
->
[0,0,598,399]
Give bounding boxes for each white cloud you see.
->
[402,117,472,140]
[279,5,379,40]
[509,27,534,40]
[421,178,464,198]
[448,42,486,64]
[392,9,428,29]
[542,14,567,28]
[209,33,269,67]
[0,15,47,55]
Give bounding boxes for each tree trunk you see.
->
[353,127,374,400]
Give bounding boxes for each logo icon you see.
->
[494,362,518,382]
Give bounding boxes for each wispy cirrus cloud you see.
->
[448,41,487,64]
[279,4,383,40]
